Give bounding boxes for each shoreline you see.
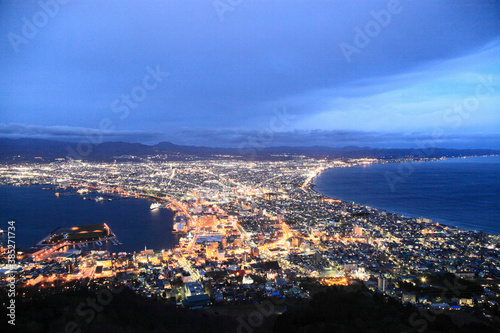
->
[308,155,499,236]
[0,184,179,252]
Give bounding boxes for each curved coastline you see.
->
[310,155,500,235]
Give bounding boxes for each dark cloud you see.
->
[0,1,498,147]
[0,124,163,143]
[167,128,500,149]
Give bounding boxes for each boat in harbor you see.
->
[150,202,162,210]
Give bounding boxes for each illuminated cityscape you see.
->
[1,0,499,331]
[1,155,500,327]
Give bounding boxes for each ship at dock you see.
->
[150,202,162,210]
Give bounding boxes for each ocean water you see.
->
[0,185,178,252]
[314,155,500,234]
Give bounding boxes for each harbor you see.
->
[28,223,122,262]
[0,185,178,253]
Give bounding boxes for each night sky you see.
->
[1,0,499,148]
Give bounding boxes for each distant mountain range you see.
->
[0,138,498,163]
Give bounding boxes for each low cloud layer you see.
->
[170,128,500,149]
[0,124,164,143]
[2,124,498,149]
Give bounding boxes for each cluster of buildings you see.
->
[1,155,499,318]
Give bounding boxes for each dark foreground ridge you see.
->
[1,283,497,333]
[275,283,498,333]
[0,286,238,333]
[0,138,498,162]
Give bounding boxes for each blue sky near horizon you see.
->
[0,0,499,148]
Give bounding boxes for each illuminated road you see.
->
[258,215,294,253]
[33,241,72,261]
[175,253,201,281]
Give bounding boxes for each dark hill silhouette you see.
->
[0,138,498,162]
[0,286,237,333]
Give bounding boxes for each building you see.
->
[402,292,417,303]
[288,237,303,248]
[173,215,188,232]
[354,225,363,237]
[199,215,217,227]
[196,233,223,243]
[140,248,154,256]
[184,282,204,297]
[460,298,474,307]
[264,193,278,201]
[456,271,475,280]
[205,242,219,259]
[182,294,211,309]
[96,258,112,268]
[181,272,192,283]
[431,303,450,310]
[378,275,387,292]
[217,249,225,262]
